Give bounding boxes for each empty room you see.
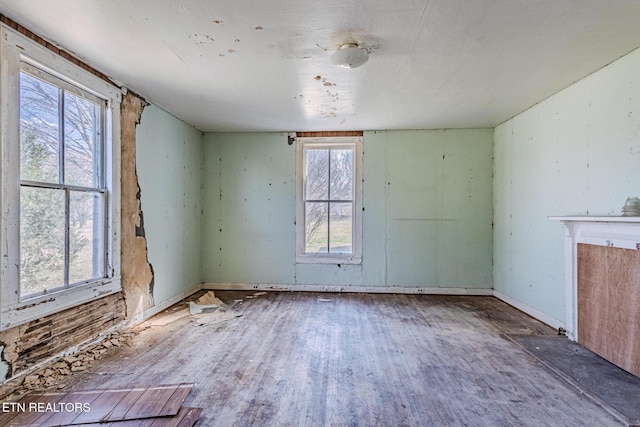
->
[0,1,639,426]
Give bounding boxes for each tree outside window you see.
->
[296,137,362,264]
[19,65,106,297]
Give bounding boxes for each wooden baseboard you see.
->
[202,282,493,296]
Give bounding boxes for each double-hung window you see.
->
[19,63,107,295]
[296,137,362,264]
[0,25,122,330]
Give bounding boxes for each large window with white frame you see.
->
[19,63,107,296]
[296,136,362,264]
[0,25,122,330]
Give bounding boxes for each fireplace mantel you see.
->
[548,216,640,341]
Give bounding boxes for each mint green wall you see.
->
[202,129,493,289]
[494,48,640,323]
[136,105,203,304]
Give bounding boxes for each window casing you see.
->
[0,25,122,330]
[296,137,363,264]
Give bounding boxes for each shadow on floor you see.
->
[509,335,640,426]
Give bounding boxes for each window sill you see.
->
[296,254,362,265]
[0,277,121,331]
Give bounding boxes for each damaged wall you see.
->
[0,294,125,381]
[0,17,131,386]
[201,130,493,289]
[494,46,640,324]
[135,105,204,304]
[120,92,155,320]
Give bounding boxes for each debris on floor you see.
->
[188,291,229,315]
[187,291,241,326]
[6,330,137,399]
[0,383,202,426]
[240,291,268,300]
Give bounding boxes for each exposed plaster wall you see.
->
[120,92,155,320]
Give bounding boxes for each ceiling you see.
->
[1,1,640,133]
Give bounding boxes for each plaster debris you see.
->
[189,291,228,315]
[187,291,241,326]
[8,330,137,398]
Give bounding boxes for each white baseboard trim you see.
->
[202,282,493,296]
[129,283,203,325]
[493,290,565,331]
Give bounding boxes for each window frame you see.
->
[295,136,363,264]
[0,24,122,330]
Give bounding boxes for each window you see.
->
[19,63,107,297]
[296,137,362,264]
[1,25,122,330]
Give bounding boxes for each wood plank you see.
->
[578,243,640,377]
[4,384,194,426]
[63,407,202,427]
[27,389,103,425]
[0,391,66,426]
[50,292,624,426]
[58,389,128,424]
[122,383,193,420]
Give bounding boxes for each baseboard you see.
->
[202,282,493,296]
[493,289,565,331]
[129,283,203,325]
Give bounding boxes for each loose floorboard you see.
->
[57,292,623,426]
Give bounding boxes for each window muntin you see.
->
[296,137,362,264]
[19,63,107,298]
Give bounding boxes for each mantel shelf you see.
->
[548,216,640,223]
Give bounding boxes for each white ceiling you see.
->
[1,1,640,132]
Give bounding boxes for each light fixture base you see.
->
[330,43,369,69]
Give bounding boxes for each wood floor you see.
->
[63,291,622,426]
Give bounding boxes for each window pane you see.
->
[305,202,328,253]
[20,186,65,296]
[330,203,352,254]
[64,92,100,187]
[20,72,60,183]
[69,191,105,284]
[330,149,353,200]
[305,149,329,200]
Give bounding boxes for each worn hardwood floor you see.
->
[63,292,621,426]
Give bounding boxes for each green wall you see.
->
[201,129,493,289]
[134,45,640,328]
[136,105,203,304]
[494,47,640,324]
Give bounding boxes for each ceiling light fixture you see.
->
[330,43,369,69]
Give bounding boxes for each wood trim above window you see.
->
[295,131,364,138]
[0,14,114,86]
